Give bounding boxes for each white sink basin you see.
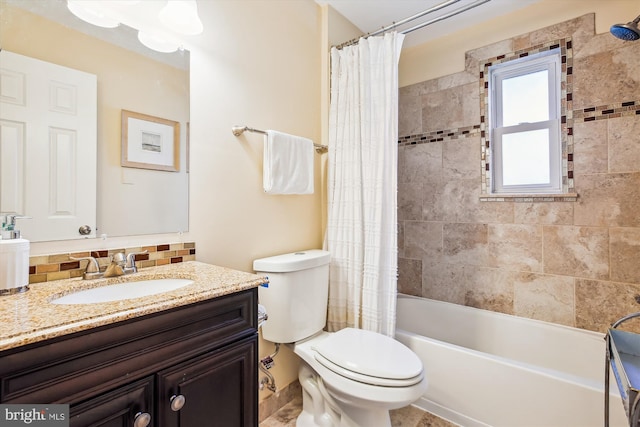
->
[51,278,194,305]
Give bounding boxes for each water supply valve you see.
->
[261,355,275,370]
[258,343,280,393]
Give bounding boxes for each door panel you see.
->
[0,50,96,241]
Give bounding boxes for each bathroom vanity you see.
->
[0,261,265,427]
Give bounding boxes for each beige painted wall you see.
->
[400,0,639,86]
[187,0,325,404]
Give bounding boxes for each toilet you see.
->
[254,249,428,427]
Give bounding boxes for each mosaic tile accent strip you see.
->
[477,38,574,200]
[398,124,481,146]
[28,242,196,284]
[572,100,640,122]
[479,195,578,202]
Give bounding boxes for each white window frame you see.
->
[489,48,562,194]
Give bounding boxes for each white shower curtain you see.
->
[325,32,404,337]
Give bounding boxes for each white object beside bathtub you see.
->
[263,130,314,195]
[395,294,627,427]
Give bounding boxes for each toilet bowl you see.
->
[254,250,428,427]
[293,329,427,427]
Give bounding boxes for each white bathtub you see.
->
[395,294,628,427]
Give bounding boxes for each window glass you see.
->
[502,129,550,186]
[488,48,561,194]
[501,70,549,126]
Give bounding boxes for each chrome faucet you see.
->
[72,250,148,279]
[124,250,147,274]
[104,251,148,277]
[71,256,103,280]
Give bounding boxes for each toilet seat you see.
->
[311,328,424,387]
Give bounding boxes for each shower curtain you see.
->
[325,32,404,337]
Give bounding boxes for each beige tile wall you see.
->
[397,14,640,333]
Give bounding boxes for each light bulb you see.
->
[158,0,203,36]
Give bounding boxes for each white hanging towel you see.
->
[263,130,314,194]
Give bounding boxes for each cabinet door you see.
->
[157,335,257,427]
[69,377,154,427]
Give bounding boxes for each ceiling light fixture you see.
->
[65,0,203,53]
[159,0,203,35]
[67,0,120,28]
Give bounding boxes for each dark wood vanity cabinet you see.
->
[69,376,155,427]
[0,288,258,427]
[156,336,257,426]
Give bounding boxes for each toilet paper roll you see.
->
[0,239,30,292]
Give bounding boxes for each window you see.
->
[488,49,562,194]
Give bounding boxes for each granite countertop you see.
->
[0,261,267,352]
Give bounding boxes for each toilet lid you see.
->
[312,328,423,387]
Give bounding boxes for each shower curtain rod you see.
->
[334,0,491,50]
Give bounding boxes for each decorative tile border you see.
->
[479,194,578,202]
[478,38,574,199]
[572,100,640,122]
[398,124,481,146]
[28,242,196,284]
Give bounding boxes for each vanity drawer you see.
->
[0,288,257,404]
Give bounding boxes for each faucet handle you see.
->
[112,252,126,266]
[126,250,149,271]
[70,256,100,273]
[70,256,103,279]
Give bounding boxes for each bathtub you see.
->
[395,294,628,427]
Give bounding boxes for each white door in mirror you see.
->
[0,50,97,242]
[51,279,194,305]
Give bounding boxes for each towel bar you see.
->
[232,125,328,154]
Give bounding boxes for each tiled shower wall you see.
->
[397,14,640,333]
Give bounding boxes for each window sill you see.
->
[479,193,578,202]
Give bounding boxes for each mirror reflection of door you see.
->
[0,50,97,241]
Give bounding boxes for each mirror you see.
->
[0,0,189,242]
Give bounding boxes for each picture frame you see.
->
[121,110,180,172]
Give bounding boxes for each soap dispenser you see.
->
[0,215,30,295]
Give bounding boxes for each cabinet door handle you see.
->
[170,394,186,411]
[133,412,151,427]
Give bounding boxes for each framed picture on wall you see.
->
[121,110,180,172]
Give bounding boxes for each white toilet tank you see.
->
[254,250,330,343]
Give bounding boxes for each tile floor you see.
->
[259,397,457,427]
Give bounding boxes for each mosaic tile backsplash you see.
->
[28,242,196,284]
